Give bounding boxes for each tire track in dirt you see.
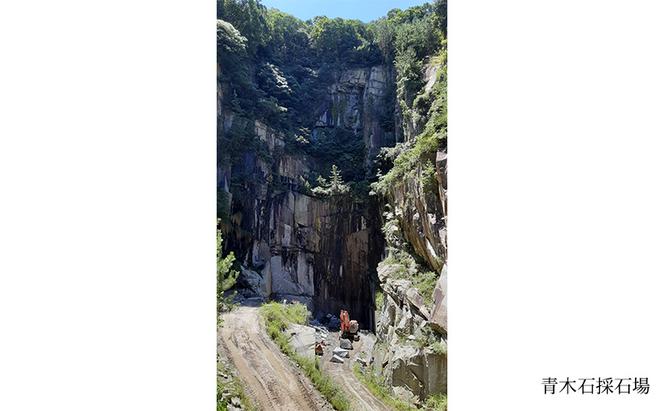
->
[218,306,332,411]
[322,332,392,411]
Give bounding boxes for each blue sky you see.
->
[261,0,430,23]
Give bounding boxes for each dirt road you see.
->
[322,332,392,411]
[218,306,332,411]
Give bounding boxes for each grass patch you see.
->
[217,362,255,411]
[375,289,384,315]
[354,364,447,411]
[410,270,438,306]
[412,326,448,356]
[260,301,309,355]
[353,363,417,411]
[260,301,310,325]
[298,356,350,411]
[424,394,447,411]
[379,253,439,307]
[431,341,447,356]
[259,302,350,411]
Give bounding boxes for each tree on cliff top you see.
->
[310,16,380,66]
[218,0,269,56]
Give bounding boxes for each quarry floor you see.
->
[321,331,392,411]
[218,305,390,411]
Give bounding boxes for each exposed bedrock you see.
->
[220,65,393,329]
[314,65,397,163]
[220,52,447,400]
[370,59,448,400]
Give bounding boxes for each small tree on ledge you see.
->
[313,164,350,196]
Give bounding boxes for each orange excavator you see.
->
[339,310,360,341]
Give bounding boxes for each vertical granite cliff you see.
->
[218,3,447,401]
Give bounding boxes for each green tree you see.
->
[217,223,238,315]
[218,0,269,57]
[265,9,310,64]
[386,4,433,25]
[395,46,424,111]
[217,19,247,54]
[329,164,345,192]
[309,16,377,65]
[369,18,396,63]
[217,18,257,115]
[433,0,448,37]
[313,164,350,196]
[394,15,440,61]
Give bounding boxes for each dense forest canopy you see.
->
[218,0,447,211]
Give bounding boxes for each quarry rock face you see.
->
[315,65,396,163]
[373,271,447,401]
[219,66,393,330]
[430,265,448,334]
[371,60,447,399]
[389,346,447,400]
[371,149,448,398]
[387,151,447,273]
[220,53,447,400]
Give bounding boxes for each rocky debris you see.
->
[372,342,447,401]
[311,324,330,337]
[330,354,345,364]
[237,266,264,297]
[377,262,400,283]
[358,331,377,353]
[373,216,447,401]
[393,386,418,405]
[405,287,430,319]
[376,276,432,339]
[377,267,428,310]
[287,322,337,358]
[332,347,350,358]
[372,140,448,398]
[355,356,368,366]
[339,338,353,350]
[230,397,242,408]
[287,324,318,359]
[217,341,248,410]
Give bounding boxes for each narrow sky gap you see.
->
[261,0,431,22]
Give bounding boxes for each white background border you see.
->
[0,1,216,410]
[1,0,663,409]
[451,1,664,409]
